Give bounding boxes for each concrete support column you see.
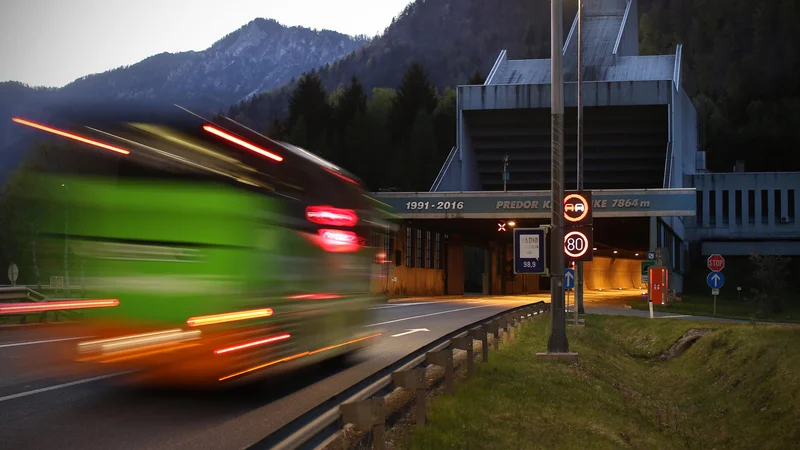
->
[768,189,775,230]
[649,216,658,251]
[741,189,750,231]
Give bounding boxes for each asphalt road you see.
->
[0,296,539,450]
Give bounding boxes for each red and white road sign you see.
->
[707,254,725,272]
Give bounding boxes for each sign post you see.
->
[564,267,575,317]
[546,0,569,355]
[563,190,592,324]
[706,254,725,315]
[513,228,547,275]
[706,271,725,315]
[641,261,655,285]
[8,263,19,286]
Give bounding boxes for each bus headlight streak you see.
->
[186,307,274,327]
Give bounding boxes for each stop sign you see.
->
[707,254,725,272]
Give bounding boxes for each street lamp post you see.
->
[62,183,70,298]
[547,0,569,353]
[576,0,585,316]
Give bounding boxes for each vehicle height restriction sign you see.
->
[513,228,546,274]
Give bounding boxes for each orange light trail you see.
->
[202,125,283,162]
[186,307,274,327]
[218,333,381,382]
[0,299,119,315]
[12,117,131,155]
[214,333,291,355]
[286,293,342,300]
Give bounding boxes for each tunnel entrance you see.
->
[379,217,653,297]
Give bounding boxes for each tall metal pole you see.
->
[62,184,70,298]
[548,0,568,353]
[576,0,585,316]
[503,153,509,192]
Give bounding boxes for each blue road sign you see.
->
[647,251,656,261]
[707,271,725,289]
[564,268,575,290]
[513,228,546,274]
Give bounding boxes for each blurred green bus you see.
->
[12,106,395,385]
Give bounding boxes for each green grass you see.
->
[627,294,800,323]
[404,315,800,450]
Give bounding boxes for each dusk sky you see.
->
[0,0,411,88]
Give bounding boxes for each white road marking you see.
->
[365,303,517,327]
[369,302,431,310]
[391,328,430,337]
[0,336,91,349]
[0,372,131,403]
[657,315,690,319]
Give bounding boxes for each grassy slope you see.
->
[405,315,800,449]
[627,294,800,324]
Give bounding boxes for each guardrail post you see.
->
[473,328,489,362]
[340,397,386,450]
[426,350,454,394]
[485,322,501,351]
[496,317,510,343]
[504,316,516,341]
[391,368,427,426]
[451,336,475,377]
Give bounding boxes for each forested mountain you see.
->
[0,19,368,181]
[58,19,369,109]
[227,0,577,128]
[234,0,800,187]
[638,0,800,171]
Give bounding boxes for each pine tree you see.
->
[389,62,439,143]
[286,73,331,154]
[466,70,486,85]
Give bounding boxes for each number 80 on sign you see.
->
[564,226,593,262]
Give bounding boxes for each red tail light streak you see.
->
[317,229,361,253]
[202,125,283,162]
[12,117,130,155]
[305,206,359,227]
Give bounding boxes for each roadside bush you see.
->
[748,254,790,314]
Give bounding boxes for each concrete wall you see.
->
[583,256,643,290]
[458,80,671,112]
[668,86,698,188]
[446,243,465,295]
[457,109,480,191]
[687,173,800,242]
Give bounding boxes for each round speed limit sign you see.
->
[564,230,590,259]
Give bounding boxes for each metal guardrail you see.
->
[0,286,48,303]
[254,300,550,450]
[429,146,459,192]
